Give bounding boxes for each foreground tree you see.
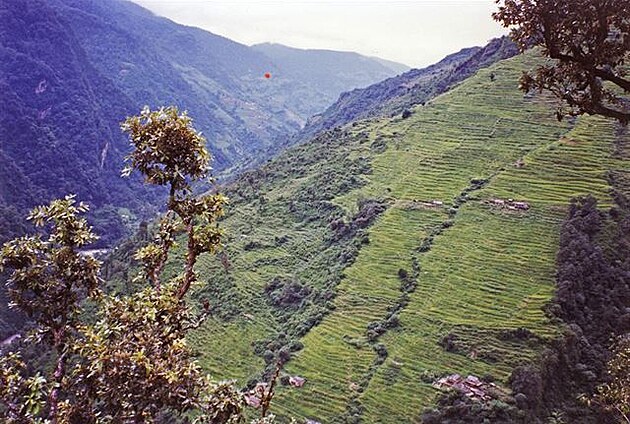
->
[0,107,247,423]
[494,0,630,123]
[593,336,630,424]
[0,196,100,422]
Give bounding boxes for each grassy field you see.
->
[187,124,379,384]
[186,52,627,422]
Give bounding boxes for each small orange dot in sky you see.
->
[264,72,271,79]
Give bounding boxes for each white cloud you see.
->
[129,0,508,68]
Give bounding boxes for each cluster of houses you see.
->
[405,197,530,213]
[243,382,269,408]
[243,375,306,409]
[433,374,500,402]
[402,199,444,210]
[487,198,530,211]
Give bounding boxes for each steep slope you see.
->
[0,0,404,339]
[0,0,408,244]
[0,0,141,338]
[46,0,296,171]
[149,50,629,422]
[275,58,625,422]
[297,36,518,142]
[48,0,407,170]
[0,0,156,234]
[252,43,410,115]
[6,1,625,419]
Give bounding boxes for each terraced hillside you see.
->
[163,51,626,422]
[296,36,517,144]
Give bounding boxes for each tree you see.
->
[593,336,630,424]
[0,196,100,422]
[0,107,247,423]
[493,0,630,124]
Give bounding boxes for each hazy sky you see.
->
[130,0,508,68]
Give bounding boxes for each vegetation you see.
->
[0,0,402,249]
[251,42,409,118]
[0,196,101,422]
[103,51,625,423]
[594,336,630,423]
[298,36,518,142]
[2,2,628,422]
[425,194,630,423]
[6,49,625,424]
[0,0,161,250]
[0,107,250,423]
[494,0,630,123]
[0,0,407,348]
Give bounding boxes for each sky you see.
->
[130,0,509,68]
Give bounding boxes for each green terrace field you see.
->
[187,125,380,383]
[185,51,628,422]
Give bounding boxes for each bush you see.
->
[397,268,409,280]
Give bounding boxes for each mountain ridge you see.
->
[139,50,625,422]
[0,0,410,246]
[250,41,409,135]
[296,36,518,143]
[252,42,410,74]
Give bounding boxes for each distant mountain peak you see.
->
[0,0,416,246]
[251,42,410,75]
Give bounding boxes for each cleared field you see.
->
[274,55,623,422]
[358,114,624,422]
[188,52,627,423]
[275,207,445,421]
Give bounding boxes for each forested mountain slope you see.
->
[0,0,407,342]
[109,50,629,422]
[0,0,404,245]
[47,0,405,171]
[0,0,154,244]
[252,43,410,113]
[4,0,627,419]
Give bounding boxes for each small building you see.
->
[464,375,482,387]
[433,374,497,402]
[513,201,530,210]
[289,376,306,388]
[244,393,261,408]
